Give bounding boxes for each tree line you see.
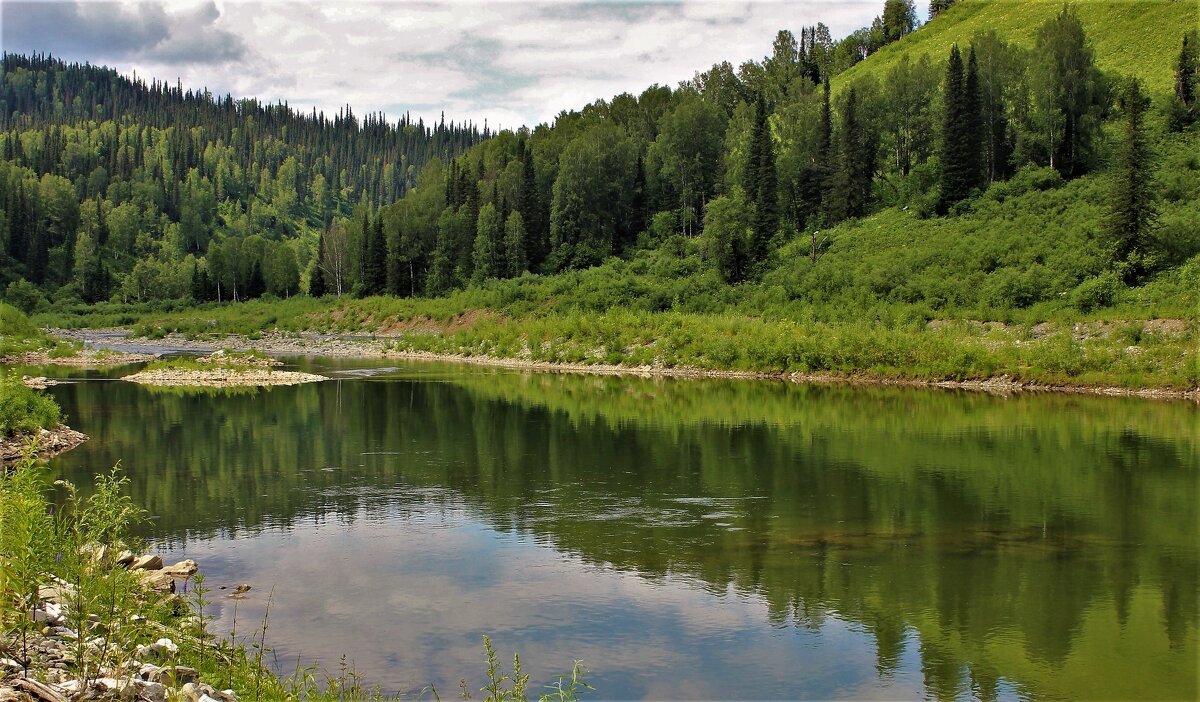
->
[0,52,483,305]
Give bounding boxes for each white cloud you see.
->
[4,0,883,129]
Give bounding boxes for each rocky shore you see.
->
[0,426,88,467]
[0,349,158,368]
[1,554,239,702]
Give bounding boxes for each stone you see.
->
[115,550,136,566]
[233,583,251,594]
[39,584,75,602]
[162,559,198,576]
[130,554,164,571]
[139,569,176,593]
[136,637,179,661]
[133,680,168,702]
[151,665,199,686]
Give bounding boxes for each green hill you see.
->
[839,0,1198,96]
[13,0,1200,391]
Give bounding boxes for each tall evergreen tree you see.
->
[310,229,327,297]
[938,44,982,213]
[963,47,984,192]
[829,87,872,222]
[1106,78,1155,284]
[746,97,778,263]
[364,212,387,294]
[1171,31,1199,129]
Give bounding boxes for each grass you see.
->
[0,449,592,700]
[0,302,77,358]
[142,349,275,373]
[837,0,1199,97]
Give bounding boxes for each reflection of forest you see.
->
[49,369,1199,700]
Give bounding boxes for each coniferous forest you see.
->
[1,1,1198,366]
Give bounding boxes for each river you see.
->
[39,357,1198,700]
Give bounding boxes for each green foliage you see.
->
[1070,271,1122,312]
[0,375,60,436]
[4,279,48,314]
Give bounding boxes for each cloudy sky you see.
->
[3,1,883,130]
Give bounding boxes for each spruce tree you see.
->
[1106,78,1155,284]
[938,44,978,213]
[310,229,327,297]
[829,87,872,223]
[963,47,984,194]
[1172,31,1198,129]
[746,97,778,264]
[362,212,386,294]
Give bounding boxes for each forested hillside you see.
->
[0,53,483,305]
[2,0,1198,333]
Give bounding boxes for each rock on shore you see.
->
[1,554,241,702]
[0,425,88,466]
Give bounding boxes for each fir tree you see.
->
[829,87,872,222]
[938,44,982,213]
[1170,31,1199,129]
[310,229,327,297]
[1106,78,1156,284]
[747,97,778,263]
[363,212,387,294]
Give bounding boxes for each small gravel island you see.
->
[122,350,326,388]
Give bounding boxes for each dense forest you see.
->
[1,0,1198,317]
[0,53,484,305]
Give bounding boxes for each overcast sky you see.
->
[2,1,883,130]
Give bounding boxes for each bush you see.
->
[3,279,47,315]
[1071,271,1122,312]
[984,166,1064,202]
[0,377,61,436]
[0,302,39,338]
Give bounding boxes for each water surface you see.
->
[42,359,1199,700]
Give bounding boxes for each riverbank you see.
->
[0,348,159,368]
[0,424,87,466]
[54,328,1200,402]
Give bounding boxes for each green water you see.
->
[41,359,1199,700]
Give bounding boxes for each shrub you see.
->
[1071,271,1122,311]
[3,279,47,315]
[984,166,1064,202]
[0,377,61,436]
[0,302,39,338]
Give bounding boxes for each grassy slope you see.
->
[838,0,1199,96]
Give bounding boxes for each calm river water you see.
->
[39,358,1198,700]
